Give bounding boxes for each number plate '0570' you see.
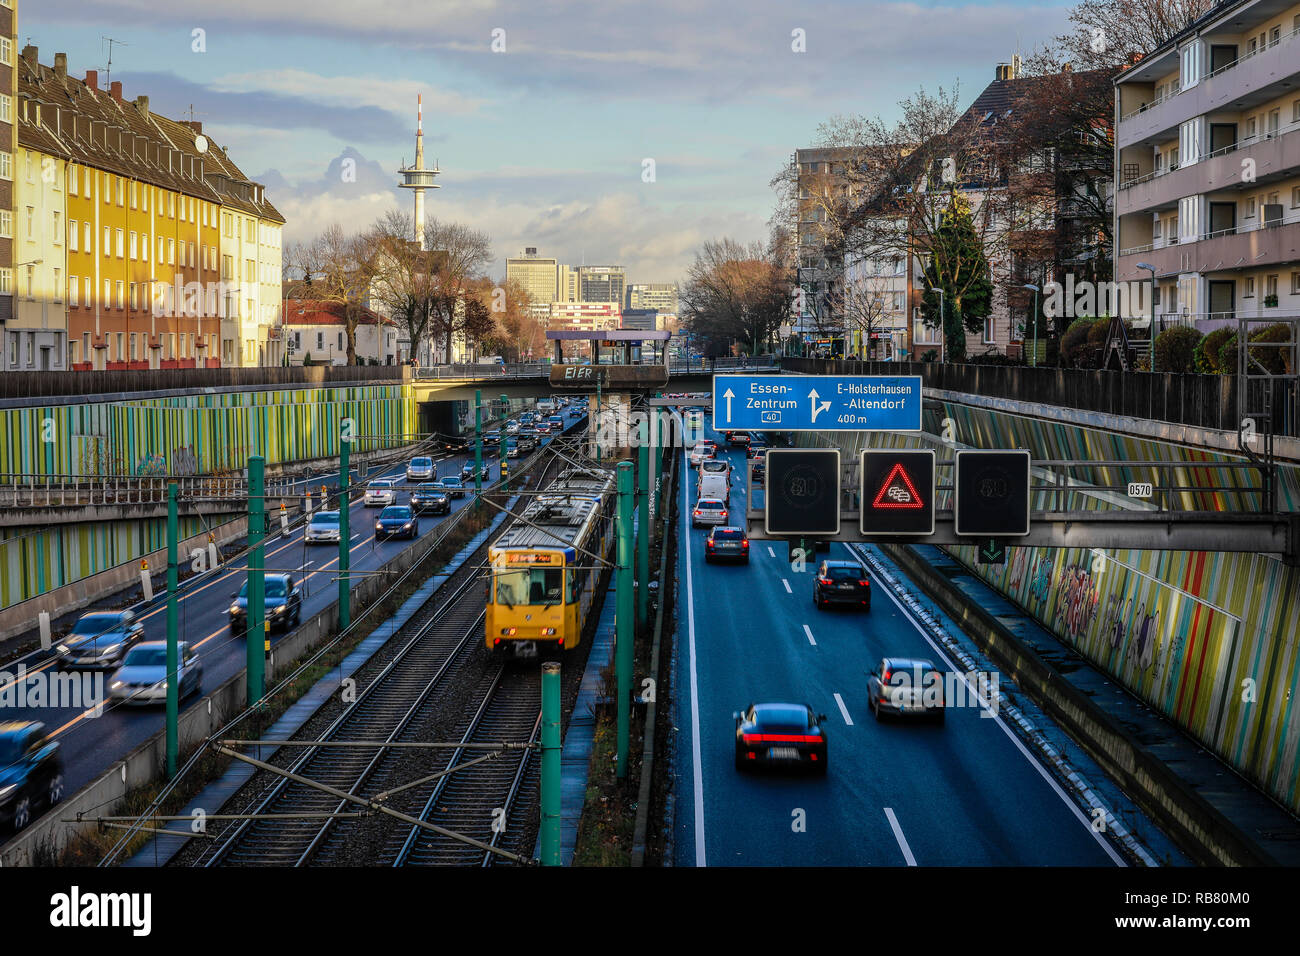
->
[1127,482,1153,499]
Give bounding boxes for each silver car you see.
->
[305,510,341,544]
[406,457,435,481]
[364,478,398,507]
[691,497,729,528]
[868,657,946,722]
[108,642,203,705]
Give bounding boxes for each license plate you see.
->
[767,747,799,760]
[840,583,854,589]
[515,641,538,658]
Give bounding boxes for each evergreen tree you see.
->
[918,195,992,362]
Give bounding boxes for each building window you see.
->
[68,219,78,251]
[1292,272,1300,295]
[83,276,91,305]
[84,222,91,252]
[142,233,149,262]
[129,232,137,259]
[0,210,10,238]
[103,226,110,253]
[115,333,124,362]
[317,332,324,350]
[0,37,11,66]
[68,164,77,194]
[168,238,175,265]
[1246,198,1256,218]
[0,94,12,124]
[24,206,33,236]
[130,181,137,209]
[0,151,10,181]
[130,333,137,361]
[116,177,124,206]
[69,276,78,307]
[158,236,164,261]
[983,316,996,344]
[0,267,10,294]
[130,282,137,310]
[1266,275,1279,297]
[53,268,61,303]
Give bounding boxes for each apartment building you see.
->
[284,299,398,366]
[1114,0,1300,329]
[0,0,16,336]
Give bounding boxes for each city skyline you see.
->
[25,1,1067,284]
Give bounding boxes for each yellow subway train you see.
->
[485,467,615,658]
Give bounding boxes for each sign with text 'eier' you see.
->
[713,375,922,432]
[860,449,935,536]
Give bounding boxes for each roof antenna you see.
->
[102,36,128,86]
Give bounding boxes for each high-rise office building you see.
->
[578,264,624,304]
[506,247,558,316]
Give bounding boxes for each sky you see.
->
[27,1,1073,287]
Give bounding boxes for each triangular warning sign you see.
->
[872,462,924,510]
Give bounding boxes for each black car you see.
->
[229,573,303,635]
[813,559,871,610]
[746,438,768,459]
[728,430,753,447]
[704,526,750,563]
[375,505,419,540]
[0,722,64,832]
[751,448,767,481]
[410,484,451,515]
[733,703,828,774]
[460,460,492,483]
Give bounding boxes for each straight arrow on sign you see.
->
[808,388,832,424]
[723,388,734,423]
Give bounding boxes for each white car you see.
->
[406,457,435,481]
[305,510,341,544]
[108,642,203,705]
[364,478,398,507]
[688,442,716,466]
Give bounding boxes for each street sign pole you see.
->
[540,660,562,865]
[637,430,649,629]
[474,389,483,496]
[165,482,179,778]
[499,392,508,487]
[247,455,266,705]
[616,461,633,779]
[338,432,351,633]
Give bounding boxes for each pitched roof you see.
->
[284,299,396,327]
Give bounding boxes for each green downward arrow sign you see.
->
[979,539,1005,564]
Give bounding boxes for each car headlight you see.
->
[101,644,120,656]
[0,784,16,800]
[110,681,124,690]
[376,523,383,531]
[403,522,412,529]
[230,604,242,614]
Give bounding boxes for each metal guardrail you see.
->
[0,473,299,509]
[412,363,553,380]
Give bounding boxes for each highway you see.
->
[673,424,1131,866]
[0,407,584,824]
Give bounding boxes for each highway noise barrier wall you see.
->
[810,402,1300,817]
[0,383,416,615]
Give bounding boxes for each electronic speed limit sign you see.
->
[764,448,841,536]
[954,449,1032,537]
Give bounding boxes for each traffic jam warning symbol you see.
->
[872,463,924,509]
[860,450,935,536]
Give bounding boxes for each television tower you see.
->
[398,94,440,250]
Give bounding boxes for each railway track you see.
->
[184,431,588,867]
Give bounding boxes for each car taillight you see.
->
[882,669,891,683]
[818,577,831,586]
[742,733,823,744]
[741,540,749,550]
[859,580,869,587]
[694,510,701,516]
[719,510,727,518]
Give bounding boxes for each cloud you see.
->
[212,69,487,118]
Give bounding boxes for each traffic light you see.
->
[954,449,1032,537]
[765,448,841,536]
[860,449,935,536]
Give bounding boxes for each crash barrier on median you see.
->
[881,542,1277,866]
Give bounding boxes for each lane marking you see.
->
[833,692,853,726]
[803,624,816,646]
[884,808,917,866]
[852,545,1126,867]
[682,432,707,867]
[782,578,792,594]
[767,546,776,559]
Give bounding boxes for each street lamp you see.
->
[1022,283,1040,368]
[1137,262,1157,372]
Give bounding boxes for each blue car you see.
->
[0,722,64,832]
[375,505,419,540]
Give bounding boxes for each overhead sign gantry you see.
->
[712,374,922,432]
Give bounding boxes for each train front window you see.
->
[496,567,565,606]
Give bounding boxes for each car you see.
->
[728,430,753,447]
[410,484,451,515]
[439,476,466,498]
[0,722,63,832]
[698,458,731,479]
[813,559,871,611]
[460,460,491,483]
[55,610,144,670]
[691,497,729,527]
[547,415,564,431]
[229,572,302,635]
[406,457,435,482]
[704,526,749,563]
[517,432,539,452]
[688,443,713,466]
[505,438,521,459]
[375,505,419,540]
[484,429,501,445]
[305,510,342,545]
[534,421,552,435]
[746,438,768,459]
[520,412,536,425]
[868,658,946,722]
[364,477,399,507]
[108,642,203,707]
[505,420,521,436]
[734,703,828,774]
[698,472,730,504]
[751,448,767,481]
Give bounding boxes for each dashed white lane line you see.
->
[833,692,853,726]
[767,546,777,559]
[803,624,817,646]
[884,808,917,866]
[782,578,793,593]
[682,441,707,868]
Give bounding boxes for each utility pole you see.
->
[498,392,509,488]
[338,425,351,632]
[637,427,649,630]
[247,456,266,705]
[165,482,179,778]
[474,389,483,496]
[540,660,562,865]
[616,461,633,778]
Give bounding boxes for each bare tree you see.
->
[368,210,444,363]
[1052,0,1214,68]
[841,263,897,358]
[287,223,383,365]
[422,219,493,363]
[681,238,788,357]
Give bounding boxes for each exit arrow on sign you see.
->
[978,539,1006,564]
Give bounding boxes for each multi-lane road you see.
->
[672,424,1138,866]
[0,408,584,826]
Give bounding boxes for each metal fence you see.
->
[0,473,300,509]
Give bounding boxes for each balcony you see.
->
[1117,24,1300,149]
[1117,216,1300,280]
[1118,119,1300,215]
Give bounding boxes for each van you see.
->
[699,472,730,504]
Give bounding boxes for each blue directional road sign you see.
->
[712,375,922,432]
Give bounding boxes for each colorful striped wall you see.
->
[818,407,1300,814]
[0,384,417,613]
[0,384,418,479]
